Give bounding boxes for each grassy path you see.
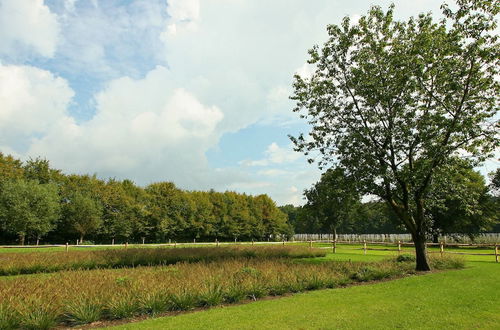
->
[109,258,499,329]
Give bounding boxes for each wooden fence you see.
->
[307,239,499,263]
[293,233,500,244]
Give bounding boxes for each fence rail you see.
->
[310,239,499,262]
[292,233,500,244]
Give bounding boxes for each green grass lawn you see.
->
[108,251,500,330]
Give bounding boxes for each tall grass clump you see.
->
[0,303,20,330]
[427,254,466,270]
[0,246,325,276]
[63,297,103,325]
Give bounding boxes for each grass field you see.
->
[107,250,499,330]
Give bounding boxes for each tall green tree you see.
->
[23,157,63,184]
[145,182,191,242]
[428,162,498,241]
[490,168,500,196]
[303,168,359,239]
[63,192,103,243]
[291,1,499,270]
[121,179,150,242]
[253,194,291,240]
[0,153,24,182]
[0,179,60,245]
[188,191,217,240]
[99,179,136,243]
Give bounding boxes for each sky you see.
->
[0,0,497,206]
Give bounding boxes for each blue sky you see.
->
[0,0,497,205]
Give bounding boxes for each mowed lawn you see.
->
[109,252,500,330]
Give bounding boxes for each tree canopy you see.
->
[303,167,359,238]
[290,0,499,270]
[0,153,291,245]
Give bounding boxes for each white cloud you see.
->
[349,14,362,25]
[257,169,290,177]
[282,186,302,205]
[25,66,225,188]
[64,0,77,13]
[0,0,60,58]
[167,0,199,22]
[295,62,315,80]
[266,86,291,111]
[162,0,200,38]
[0,64,73,151]
[228,181,273,190]
[267,142,301,164]
[241,142,301,167]
[53,0,168,80]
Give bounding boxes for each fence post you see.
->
[495,244,498,263]
[216,239,219,247]
[65,242,69,252]
[112,238,114,245]
[363,240,367,255]
[142,237,145,245]
[193,238,196,244]
[125,242,128,249]
[398,241,401,255]
[333,240,337,254]
[309,240,312,249]
[440,242,444,257]
[174,241,177,248]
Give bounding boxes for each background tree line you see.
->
[281,165,500,242]
[0,153,292,245]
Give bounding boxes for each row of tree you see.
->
[0,153,292,245]
[281,164,499,242]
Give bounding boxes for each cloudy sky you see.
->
[1,0,496,205]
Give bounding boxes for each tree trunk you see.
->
[80,235,84,245]
[333,227,337,241]
[432,233,439,244]
[412,233,431,271]
[19,233,25,246]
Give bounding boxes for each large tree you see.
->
[0,179,60,245]
[291,1,499,270]
[63,192,103,244]
[428,161,498,241]
[303,167,359,239]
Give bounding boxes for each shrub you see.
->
[139,291,170,316]
[224,285,247,303]
[63,298,102,325]
[396,254,416,263]
[199,283,224,307]
[19,304,58,330]
[169,291,198,311]
[429,255,466,270]
[106,294,138,319]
